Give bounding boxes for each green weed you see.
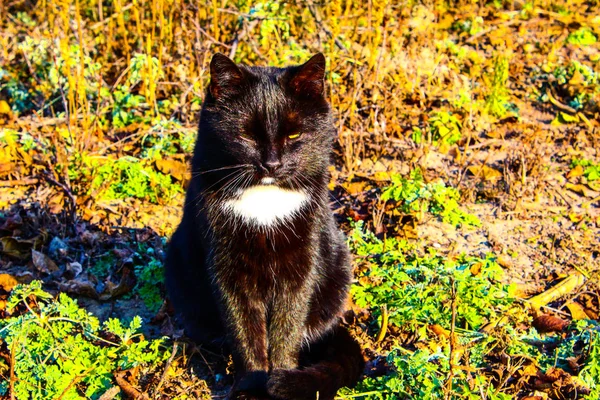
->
[89,252,116,279]
[548,61,599,116]
[0,281,167,399]
[486,55,517,118]
[344,222,599,399]
[350,221,513,334]
[571,159,600,181]
[91,157,181,204]
[427,111,462,146]
[381,170,481,228]
[567,27,597,46]
[134,257,165,313]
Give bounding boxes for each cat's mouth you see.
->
[260,177,276,185]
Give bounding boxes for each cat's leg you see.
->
[267,284,313,370]
[225,294,269,372]
[222,288,271,399]
[304,241,352,339]
[165,223,224,342]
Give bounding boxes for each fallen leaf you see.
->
[0,100,11,115]
[565,302,588,320]
[98,386,121,400]
[0,214,23,231]
[155,158,188,182]
[371,171,392,181]
[533,314,569,333]
[468,165,503,181]
[99,268,135,301]
[66,262,83,278]
[31,250,59,274]
[0,236,41,259]
[565,183,600,198]
[587,180,600,191]
[429,324,450,338]
[342,181,368,195]
[470,262,482,276]
[529,273,586,310]
[114,369,150,400]
[0,274,18,293]
[566,165,584,179]
[496,255,513,269]
[58,278,99,299]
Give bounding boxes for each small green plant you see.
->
[135,258,165,313]
[486,55,517,118]
[350,221,512,333]
[91,157,181,204]
[0,281,167,399]
[577,321,600,399]
[427,111,462,146]
[550,61,598,113]
[567,27,597,46]
[90,252,116,279]
[343,223,599,399]
[381,170,481,228]
[111,89,146,128]
[453,16,484,36]
[572,159,600,181]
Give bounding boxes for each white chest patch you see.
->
[223,185,309,226]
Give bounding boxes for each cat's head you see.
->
[194,53,335,199]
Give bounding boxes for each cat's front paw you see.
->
[229,371,270,400]
[267,369,334,400]
[228,390,272,400]
[267,369,309,400]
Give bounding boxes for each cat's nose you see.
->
[264,160,282,174]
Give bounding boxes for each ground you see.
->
[0,1,599,399]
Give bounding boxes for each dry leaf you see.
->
[0,236,43,259]
[31,250,59,274]
[0,214,23,231]
[565,302,588,320]
[566,165,584,179]
[155,158,188,182]
[496,255,513,269]
[470,262,482,276]
[529,273,586,310]
[342,181,368,195]
[429,324,450,338]
[0,274,18,292]
[565,183,600,198]
[371,171,392,181]
[533,314,569,333]
[114,369,150,400]
[0,100,10,114]
[58,278,99,299]
[468,165,503,181]
[98,386,121,400]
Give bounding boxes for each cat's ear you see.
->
[289,53,326,98]
[209,53,244,99]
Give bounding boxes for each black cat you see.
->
[165,53,363,400]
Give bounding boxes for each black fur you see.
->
[165,53,364,400]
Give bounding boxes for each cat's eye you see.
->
[287,132,302,140]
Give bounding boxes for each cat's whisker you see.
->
[192,163,253,176]
[217,169,251,197]
[193,169,250,217]
[201,168,248,195]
